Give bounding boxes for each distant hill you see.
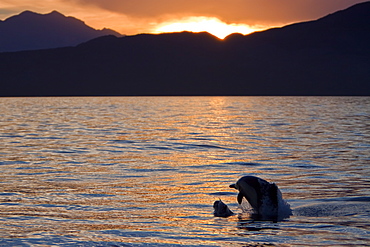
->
[0,10,122,52]
[0,2,369,96]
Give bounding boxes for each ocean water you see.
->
[0,96,369,247]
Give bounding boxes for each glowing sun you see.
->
[154,17,260,39]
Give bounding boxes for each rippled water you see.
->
[0,96,369,246]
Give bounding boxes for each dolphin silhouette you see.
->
[230,176,281,218]
[213,199,234,217]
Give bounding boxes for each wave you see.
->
[294,197,370,217]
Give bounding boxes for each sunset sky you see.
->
[1,0,369,38]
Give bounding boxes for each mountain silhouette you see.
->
[0,2,369,96]
[0,10,122,52]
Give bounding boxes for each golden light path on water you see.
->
[0,97,369,246]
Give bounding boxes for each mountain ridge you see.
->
[0,2,369,96]
[0,10,122,52]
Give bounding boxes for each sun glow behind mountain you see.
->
[154,17,262,39]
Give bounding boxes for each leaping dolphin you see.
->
[230,176,290,220]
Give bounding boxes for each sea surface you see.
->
[0,96,369,247]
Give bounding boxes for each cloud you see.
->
[64,0,369,24]
[2,0,367,36]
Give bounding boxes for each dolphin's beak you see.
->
[229,184,236,189]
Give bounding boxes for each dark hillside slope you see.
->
[0,11,121,52]
[0,2,369,96]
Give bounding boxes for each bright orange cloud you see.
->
[154,17,264,39]
[1,0,369,36]
[63,0,369,23]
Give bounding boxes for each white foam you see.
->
[278,196,293,219]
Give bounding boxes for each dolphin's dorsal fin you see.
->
[268,183,279,208]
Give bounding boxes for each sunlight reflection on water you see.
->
[0,96,369,246]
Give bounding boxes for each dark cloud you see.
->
[65,0,369,24]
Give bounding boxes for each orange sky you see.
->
[1,0,369,38]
